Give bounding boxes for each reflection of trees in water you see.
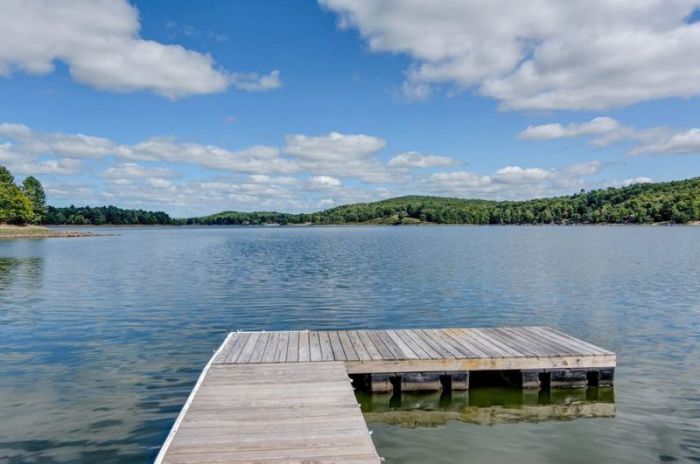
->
[0,257,43,301]
[359,387,615,427]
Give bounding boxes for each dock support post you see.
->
[586,368,615,387]
[443,371,469,390]
[549,369,588,388]
[401,372,442,392]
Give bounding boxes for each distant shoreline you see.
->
[40,221,700,228]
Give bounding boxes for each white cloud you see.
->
[122,138,296,174]
[321,0,700,110]
[519,116,700,156]
[103,163,177,179]
[620,177,654,187]
[285,132,385,161]
[421,161,604,199]
[0,125,298,175]
[0,123,116,158]
[492,166,553,184]
[630,128,700,156]
[0,0,280,98]
[230,70,281,92]
[0,141,83,175]
[518,117,634,146]
[307,175,342,189]
[146,178,174,189]
[284,132,392,182]
[387,151,458,168]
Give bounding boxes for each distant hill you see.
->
[188,177,700,225]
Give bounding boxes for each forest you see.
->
[43,205,173,226]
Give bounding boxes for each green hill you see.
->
[188,176,700,225]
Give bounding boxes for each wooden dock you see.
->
[157,327,615,463]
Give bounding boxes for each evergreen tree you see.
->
[0,165,15,185]
[21,176,47,223]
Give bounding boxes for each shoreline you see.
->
[41,221,700,228]
[0,225,107,240]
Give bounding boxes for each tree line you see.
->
[43,205,174,225]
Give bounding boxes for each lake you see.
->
[1,226,698,463]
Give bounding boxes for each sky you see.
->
[1,0,700,217]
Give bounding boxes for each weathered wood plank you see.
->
[404,329,443,358]
[475,328,527,357]
[287,330,300,362]
[365,330,394,360]
[346,330,372,361]
[298,330,311,362]
[318,331,335,361]
[417,329,462,358]
[261,332,280,363]
[536,326,612,355]
[356,330,384,361]
[274,331,290,363]
[511,326,579,356]
[385,329,419,359]
[328,331,347,360]
[220,332,250,363]
[237,332,262,364]
[338,330,360,361]
[443,329,492,358]
[309,331,323,362]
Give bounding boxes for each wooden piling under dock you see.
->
[157,327,615,463]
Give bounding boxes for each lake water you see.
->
[0,226,698,463]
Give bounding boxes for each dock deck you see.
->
[157,327,615,463]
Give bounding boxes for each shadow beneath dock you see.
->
[356,387,615,427]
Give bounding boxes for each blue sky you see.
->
[1,0,699,216]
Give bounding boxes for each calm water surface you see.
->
[0,226,698,463]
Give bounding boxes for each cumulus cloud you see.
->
[321,0,700,110]
[387,151,459,168]
[122,138,296,174]
[307,175,342,189]
[519,116,700,156]
[230,70,281,92]
[0,123,116,158]
[421,161,604,199]
[102,163,178,180]
[620,177,654,187]
[630,128,700,156]
[0,138,83,176]
[0,124,297,175]
[284,132,392,182]
[0,0,279,98]
[518,117,634,146]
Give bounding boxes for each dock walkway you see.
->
[157,327,615,463]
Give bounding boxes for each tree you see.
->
[0,182,34,224]
[21,176,47,223]
[0,165,15,185]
